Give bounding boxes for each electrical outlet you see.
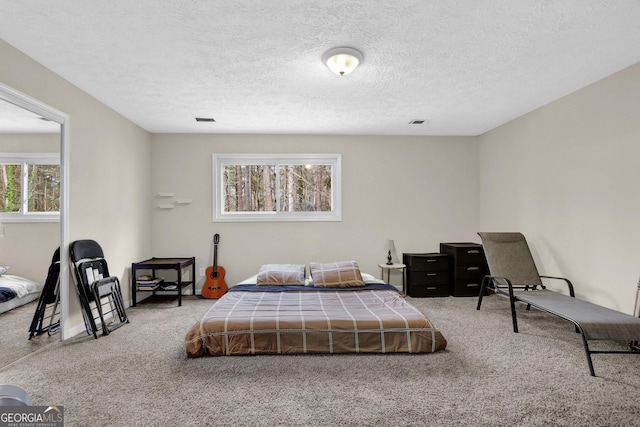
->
[199,268,205,277]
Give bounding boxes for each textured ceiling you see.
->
[1,1,640,136]
[0,99,60,133]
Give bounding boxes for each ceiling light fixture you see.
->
[322,47,363,76]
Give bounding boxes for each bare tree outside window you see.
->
[0,155,60,221]
[28,164,60,212]
[278,165,331,212]
[0,163,21,212]
[223,165,276,212]
[213,154,341,222]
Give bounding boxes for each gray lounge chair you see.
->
[476,232,640,376]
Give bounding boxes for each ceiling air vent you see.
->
[195,117,215,122]
[408,120,427,125]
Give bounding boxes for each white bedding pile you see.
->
[0,274,42,314]
[0,274,41,298]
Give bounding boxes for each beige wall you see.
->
[0,133,59,152]
[0,39,152,332]
[0,222,58,282]
[150,134,480,289]
[478,62,640,313]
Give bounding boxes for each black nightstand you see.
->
[403,253,450,297]
[439,243,488,297]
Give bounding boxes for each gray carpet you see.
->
[1,295,639,427]
[0,300,58,369]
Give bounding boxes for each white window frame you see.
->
[0,152,60,223]
[213,153,342,222]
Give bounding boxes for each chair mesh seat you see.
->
[512,289,640,341]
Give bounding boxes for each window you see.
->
[0,153,60,222]
[213,154,341,222]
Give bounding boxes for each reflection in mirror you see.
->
[0,101,61,133]
[0,97,62,370]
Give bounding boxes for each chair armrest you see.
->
[483,275,511,289]
[540,275,575,297]
[483,274,519,301]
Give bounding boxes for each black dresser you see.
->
[403,253,450,297]
[439,242,488,297]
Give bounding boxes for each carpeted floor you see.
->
[0,300,59,370]
[1,294,639,427]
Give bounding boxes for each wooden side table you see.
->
[131,257,195,306]
[378,263,406,295]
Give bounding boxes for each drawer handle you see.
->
[426,287,437,290]
[427,273,437,276]
[467,250,480,254]
[466,267,480,271]
[466,283,479,288]
[427,259,437,262]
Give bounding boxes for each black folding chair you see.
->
[70,239,128,338]
[28,248,61,339]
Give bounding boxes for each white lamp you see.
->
[322,47,363,76]
[385,239,397,265]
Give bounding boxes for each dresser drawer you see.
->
[453,265,487,281]
[408,283,449,298]
[407,270,449,286]
[439,243,486,266]
[451,265,486,296]
[451,281,483,297]
[403,253,449,271]
[440,242,488,297]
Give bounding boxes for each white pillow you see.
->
[361,272,385,284]
[237,274,258,285]
[0,266,9,276]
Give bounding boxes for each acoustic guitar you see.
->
[202,234,228,298]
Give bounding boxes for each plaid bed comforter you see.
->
[185,289,447,357]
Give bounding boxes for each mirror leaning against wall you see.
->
[0,82,69,369]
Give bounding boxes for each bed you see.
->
[0,268,42,315]
[185,261,447,357]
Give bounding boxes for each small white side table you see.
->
[378,263,406,295]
